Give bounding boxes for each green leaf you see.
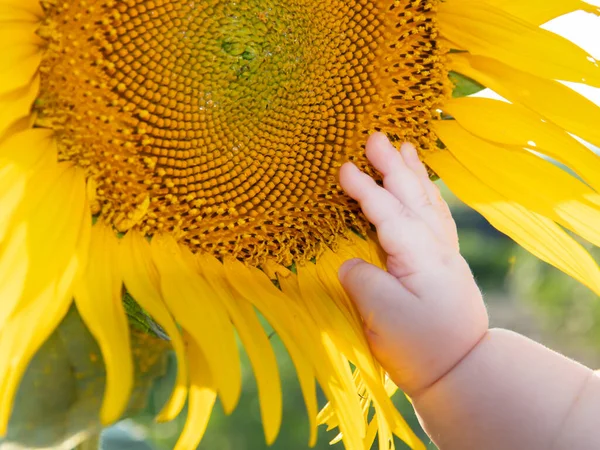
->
[449,71,485,98]
[3,306,171,449]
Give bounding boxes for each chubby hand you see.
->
[338,133,489,396]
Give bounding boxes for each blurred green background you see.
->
[99,182,600,450]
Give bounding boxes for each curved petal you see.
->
[74,224,132,425]
[452,0,599,25]
[426,148,600,295]
[150,236,242,415]
[434,120,600,250]
[0,0,43,21]
[439,2,600,86]
[450,53,600,148]
[119,232,188,422]
[173,334,217,450]
[444,97,600,192]
[0,154,90,433]
[198,255,283,445]
[0,76,39,138]
[231,259,370,450]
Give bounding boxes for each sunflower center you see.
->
[35,0,448,266]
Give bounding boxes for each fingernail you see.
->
[342,162,359,174]
[401,143,420,164]
[371,132,395,152]
[348,162,371,179]
[338,258,363,282]
[371,131,388,142]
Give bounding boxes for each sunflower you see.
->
[2,0,600,448]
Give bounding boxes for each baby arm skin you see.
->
[338,133,600,450]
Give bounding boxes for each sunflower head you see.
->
[33,0,449,266]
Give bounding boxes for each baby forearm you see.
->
[411,328,600,450]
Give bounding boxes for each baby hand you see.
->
[338,133,488,396]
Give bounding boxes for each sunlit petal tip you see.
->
[450,53,600,149]
[435,121,600,252]
[444,97,600,193]
[439,2,600,87]
[459,0,599,24]
[584,2,600,16]
[425,149,600,296]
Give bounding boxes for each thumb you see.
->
[339,256,488,395]
[339,258,427,391]
[338,258,409,338]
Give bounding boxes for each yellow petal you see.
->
[450,53,600,148]
[279,266,374,449]
[230,260,366,448]
[223,297,282,445]
[0,129,54,244]
[119,231,188,422]
[0,0,42,21]
[221,259,320,446]
[0,52,41,96]
[439,2,600,86]
[0,76,39,138]
[0,159,26,243]
[1,146,84,328]
[0,161,90,433]
[74,224,132,425]
[150,235,242,415]
[196,255,283,445]
[319,367,369,436]
[0,127,55,175]
[444,97,600,192]
[0,23,39,47]
[0,224,27,328]
[454,0,599,25]
[173,334,217,450]
[313,248,363,329]
[0,24,43,96]
[295,266,366,435]
[434,120,600,250]
[296,261,424,449]
[425,149,600,295]
[310,251,425,450]
[364,415,380,449]
[0,270,78,433]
